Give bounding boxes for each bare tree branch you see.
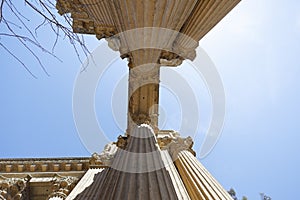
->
[0,0,91,78]
[0,33,62,62]
[3,18,50,76]
[0,0,4,23]
[6,0,39,44]
[0,42,37,79]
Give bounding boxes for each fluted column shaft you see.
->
[174,150,233,200]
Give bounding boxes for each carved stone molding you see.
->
[106,36,121,51]
[72,21,117,40]
[159,50,183,67]
[89,143,118,167]
[162,135,196,160]
[171,36,198,61]
[130,113,151,126]
[94,26,117,40]
[56,0,240,64]
[56,0,88,16]
[0,176,30,200]
[115,135,128,150]
[48,175,78,200]
[57,0,117,40]
[0,158,89,174]
[157,131,178,149]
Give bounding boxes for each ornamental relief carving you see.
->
[48,175,78,200]
[0,176,30,200]
[159,50,183,66]
[56,0,87,16]
[163,136,196,159]
[128,67,160,92]
[89,143,118,167]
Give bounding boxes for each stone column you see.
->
[167,137,233,200]
[126,49,161,135]
[48,176,78,200]
[0,176,29,200]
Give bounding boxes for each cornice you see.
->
[0,157,90,174]
[56,0,240,66]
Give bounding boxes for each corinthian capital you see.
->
[165,136,196,160]
[48,175,78,200]
[0,176,30,200]
[89,143,118,167]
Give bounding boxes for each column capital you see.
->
[0,175,30,200]
[48,175,78,200]
[164,136,196,160]
[89,143,118,167]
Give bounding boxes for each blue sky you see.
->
[1,0,300,199]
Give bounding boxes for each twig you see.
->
[0,0,91,77]
[0,0,4,23]
[0,42,37,78]
[3,18,50,76]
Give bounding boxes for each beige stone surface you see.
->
[174,150,234,200]
[66,168,105,200]
[0,1,241,199]
[0,129,235,200]
[56,0,241,132]
[0,158,90,200]
[70,125,181,200]
[161,150,191,200]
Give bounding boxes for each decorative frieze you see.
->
[57,0,118,39]
[29,165,36,172]
[0,158,90,174]
[56,0,86,16]
[56,0,240,64]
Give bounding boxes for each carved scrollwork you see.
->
[172,39,198,61]
[130,113,151,126]
[56,0,86,16]
[48,175,78,199]
[57,0,117,39]
[116,136,128,149]
[89,143,118,167]
[163,136,196,160]
[0,176,30,200]
[106,36,121,51]
[72,20,95,35]
[159,50,183,67]
[95,26,117,40]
